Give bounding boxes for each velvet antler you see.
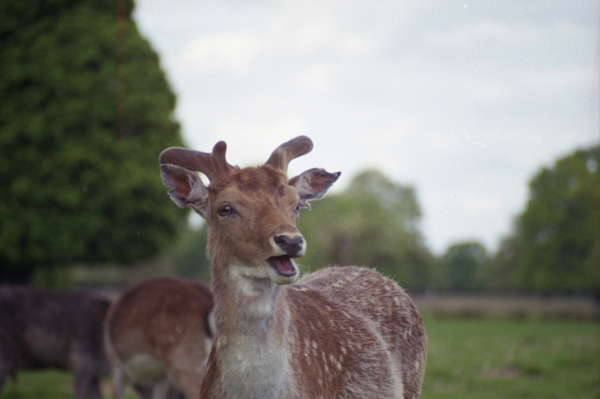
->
[159,141,236,183]
[265,136,313,174]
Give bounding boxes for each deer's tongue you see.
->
[268,256,297,277]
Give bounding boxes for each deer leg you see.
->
[73,371,94,399]
[151,379,170,399]
[134,384,153,399]
[112,367,129,399]
[166,385,186,399]
[0,367,9,394]
[89,377,103,399]
[0,355,17,394]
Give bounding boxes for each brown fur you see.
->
[104,277,213,399]
[159,136,427,399]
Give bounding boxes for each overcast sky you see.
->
[133,0,599,254]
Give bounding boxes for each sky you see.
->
[133,0,600,255]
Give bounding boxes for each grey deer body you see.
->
[159,136,427,399]
[0,285,110,399]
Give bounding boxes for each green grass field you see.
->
[2,316,598,399]
[421,316,600,399]
[0,371,135,399]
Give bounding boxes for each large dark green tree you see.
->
[514,146,600,294]
[0,0,186,282]
[298,169,433,290]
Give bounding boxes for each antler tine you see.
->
[265,136,314,174]
[159,141,235,183]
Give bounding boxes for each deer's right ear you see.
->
[161,164,209,217]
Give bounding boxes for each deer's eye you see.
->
[217,205,233,217]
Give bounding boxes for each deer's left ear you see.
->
[289,169,341,209]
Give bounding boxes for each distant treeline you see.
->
[176,146,600,296]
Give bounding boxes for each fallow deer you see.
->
[103,277,214,399]
[159,136,427,399]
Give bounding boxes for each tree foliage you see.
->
[297,169,433,290]
[436,241,487,292]
[513,146,600,293]
[481,233,520,292]
[0,0,186,282]
[173,224,211,282]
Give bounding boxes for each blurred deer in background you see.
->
[159,136,427,399]
[104,277,213,399]
[0,286,111,399]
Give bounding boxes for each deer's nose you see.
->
[273,234,304,256]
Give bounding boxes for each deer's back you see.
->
[285,266,427,399]
[104,277,213,382]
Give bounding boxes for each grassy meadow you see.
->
[2,299,598,399]
[421,316,599,399]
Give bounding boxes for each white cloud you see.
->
[424,20,541,48]
[523,67,594,92]
[296,63,334,93]
[177,32,260,76]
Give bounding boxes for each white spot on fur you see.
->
[217,335,228,349]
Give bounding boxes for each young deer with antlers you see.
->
[159,136,427,399]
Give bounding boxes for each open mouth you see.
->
[267,255,298,277]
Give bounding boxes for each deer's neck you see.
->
[210,262,294,399]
